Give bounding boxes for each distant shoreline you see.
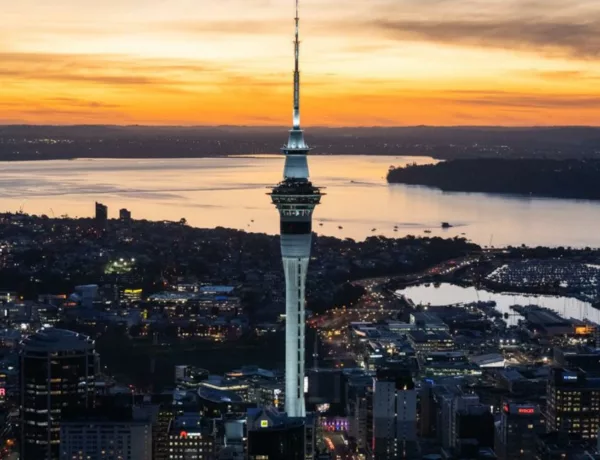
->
[2,125,599,161]
[0,152,436,163]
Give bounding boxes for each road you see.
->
[325,433,357,460]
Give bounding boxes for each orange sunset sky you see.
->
[1,0,599,126]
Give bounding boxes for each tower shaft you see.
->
[283,254,309,417]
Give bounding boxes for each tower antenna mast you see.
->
[293,0,301,129]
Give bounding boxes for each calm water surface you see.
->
[399,283,595,327]
[1,155,600,248]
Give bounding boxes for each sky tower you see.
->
[269,0,323,418]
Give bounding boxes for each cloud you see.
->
[527,70,600,81]
[371,18,600,59]
[0,52,255,94]
[164,20,290,36]
[49,97,122,108]
[355,0,600,60]
[0,52,197,90]
[0,51,297,96]
[430,90,600,109]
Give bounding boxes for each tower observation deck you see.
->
[268,0,323,418]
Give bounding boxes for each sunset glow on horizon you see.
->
[2,0,599,126]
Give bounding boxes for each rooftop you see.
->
[21,327,94,352]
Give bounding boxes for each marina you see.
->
[398,283,596,327]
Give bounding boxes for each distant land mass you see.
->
[387,159,600,201]
[0,125,599,161]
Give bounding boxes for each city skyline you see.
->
[2,0,599,126]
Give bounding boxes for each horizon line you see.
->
[1,123,599,130]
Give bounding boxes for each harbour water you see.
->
[1,154,600,248]
[399,283,596,327]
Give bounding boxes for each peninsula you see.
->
[387,159,600,201]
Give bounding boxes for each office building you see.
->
[453,402,495,452]
[422,384,494,458]
[20,328,96,460]
[372,368,417,459]
[494,401,543,460]
[268,0,323,418]
[419,351,481,378]
[59,408,152,460]
[95,202,108,229]
[409,312,449,332]
[247,407,305,460]
[254,380,285,411]
[167,415,216,460]
[74,284,99,309]
[119,208,132,221]
[346,374,373,452]
[535,431,600,460]
[547,368,600,440]
[153,403,175,460]
[408,330,455,355]
[306,368,343,406]
[221,417,245,459]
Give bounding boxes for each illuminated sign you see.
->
[180,431,187,438]
[563,375,578,381]
[503,404,509,413]
[0,388,5,397]
[518,408,535,414]
[260,420,269,428]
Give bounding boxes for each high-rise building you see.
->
[345,373,373,452]
[494,401,543,460]
[247,407,305,460]
[268,0,323,419]
[95,201,108,229]
[306,368,343,407]
[152,403,175,460]
[546,368,600,440]
[20,328,96,460]
[120,208,132,221]
[372,368,417,459]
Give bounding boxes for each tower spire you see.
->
[293,0,301,129]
